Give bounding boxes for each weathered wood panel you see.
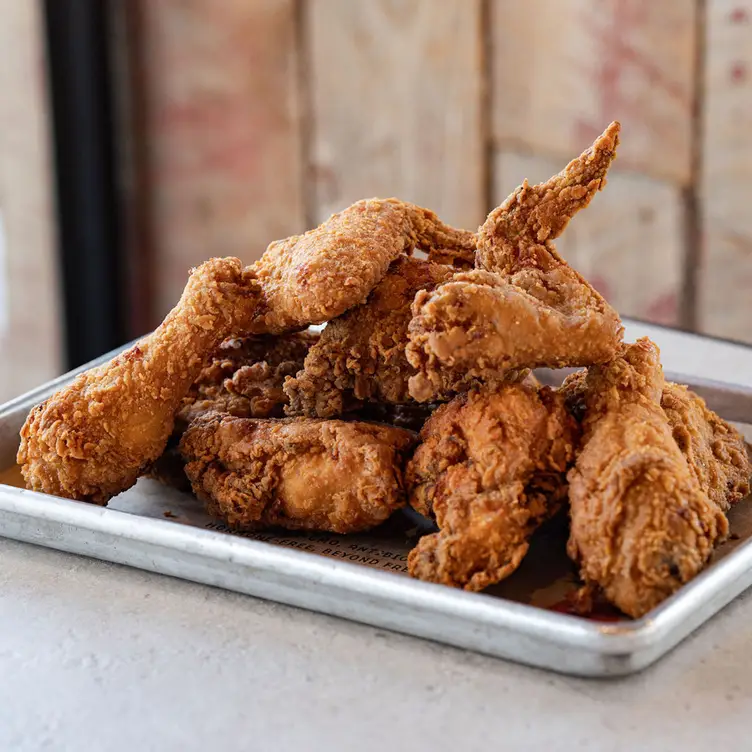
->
[306,0,485,228]
[0,0,61,399]
[494,152,684,325]
[699,0,752,343]
[139,0,305,319]
[490,0,697,186]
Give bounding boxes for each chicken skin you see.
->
[565,339,729,618]
[407,123,623,402]
[406,383,578,590]
[250,198,475,334]
[284,256,455,418]
[661,382,751,513]
[179,412,415,534]
[18,258,260,504]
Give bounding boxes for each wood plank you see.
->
[494,152,685,326]
[699,0,752,343]
[0,0,62,399]
[306,0,485,228]
[139,0,305,319]
[490,0,697,186]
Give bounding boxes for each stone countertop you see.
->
[2,321,751,751]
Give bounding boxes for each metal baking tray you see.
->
[0,326,750,678]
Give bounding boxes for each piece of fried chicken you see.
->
[405,382,578,590]
[283,256,455,417]
[562,370,751,514]
[407,123,623,402]
[250,198,475,334]
[18,258,260,503]
[564,338,728,618]
[179,412,415,534]
[178,331,318,428]
[661,383,751,512]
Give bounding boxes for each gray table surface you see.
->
[3,321,752,752]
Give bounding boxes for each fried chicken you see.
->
[177,331,318,429]
[661,383,751,513]
[179,412,415,534]
[250,198,475,334]
[562,369,751,514]
[18,258,260,503]
[405,383,578,591]
[284,256,455,417]
[406,123,623,402]
[565,339,728,618]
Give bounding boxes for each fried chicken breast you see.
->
[179,412,415,534]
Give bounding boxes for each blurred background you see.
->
[0,0,749,402]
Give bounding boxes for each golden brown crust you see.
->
[406,123,624,402]
[661,382,751,513]
[405,383,578,591]
[177,331,318,428]
[179,413,415,534]
[284,256,455,417]
[18,258,260,504]
[251,198,474,334]
[566,339,729,618]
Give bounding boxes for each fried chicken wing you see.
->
[251,198,474,334]
[407,123,623,402]
[18,258,260,503]
[661,383,751,512]
[565,339,728,618]
[179,412,415,534]
[284,256,455,417]
[406,383,578,590]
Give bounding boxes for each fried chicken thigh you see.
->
[18,258,260,503]
[565,339,728,618]
[406,383,578,590]
[284,256,455,417]
[407,123,623,402]
[251,198,475,334]
[180,412,415,534]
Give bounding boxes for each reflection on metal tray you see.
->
[0,330,750,678]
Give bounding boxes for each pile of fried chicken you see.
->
[17,123,752,619]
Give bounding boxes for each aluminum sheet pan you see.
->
[0,330,750,678]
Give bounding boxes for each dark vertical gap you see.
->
[295,0,315,229]
[681,0,706,332]
[106,0,155,336]
[480,0,494,214]
[43,0,126,368]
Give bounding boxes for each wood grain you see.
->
[139,0,305,319]
[494,152,685,325]
[0,0,62,399]
[699,0,752,343]
[490,0,697,186]
[306,0,485,228]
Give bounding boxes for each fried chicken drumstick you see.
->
[406,382,578,590]
[18,258,260,503]
[407,123,623,402]
[180,412,415,534]
[565,339,729,618]
[250,198,475,334]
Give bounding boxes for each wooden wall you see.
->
[0,0,61,400]
[133,0,752,345]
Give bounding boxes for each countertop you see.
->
[2,321,752,752]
